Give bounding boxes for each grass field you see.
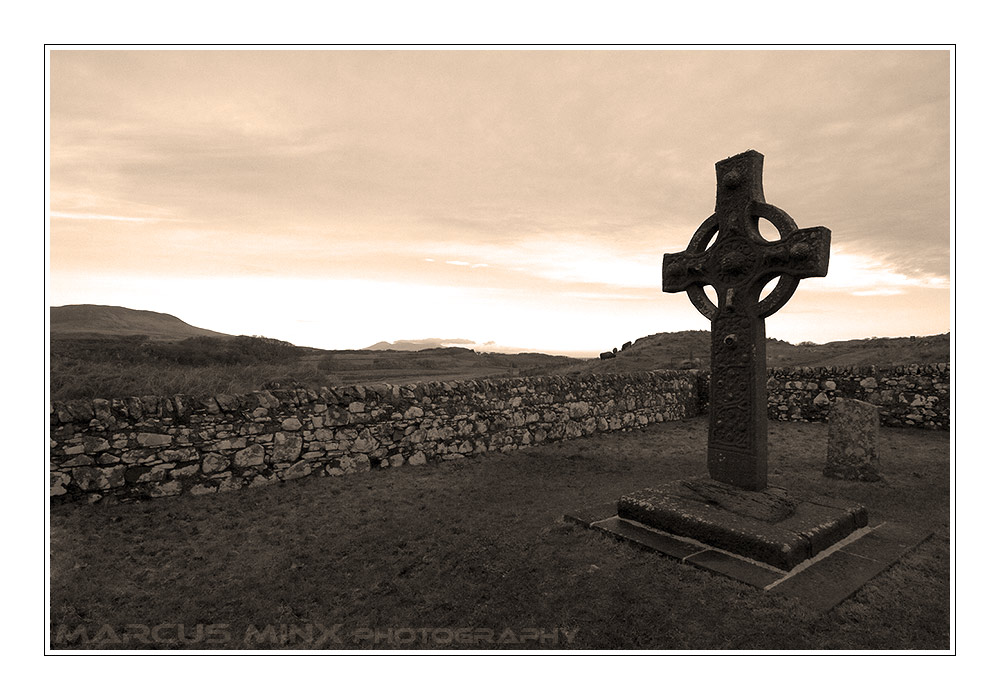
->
[49,416,950,651]
[49,336,578,401]
[49,324,949,403]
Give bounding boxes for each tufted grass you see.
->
[49,416,950,651]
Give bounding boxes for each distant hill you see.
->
[365,338,476,352]
[577,330,950,374]
[50,304,231,341]
[48,304,950,402]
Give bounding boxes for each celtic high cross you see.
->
[662,150,830,491]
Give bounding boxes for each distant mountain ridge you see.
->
[365,338,476,352]
[50,304,230,341]
[49,304,950,369]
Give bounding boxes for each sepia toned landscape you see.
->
[49,302,950,650]
[47,48,953,656]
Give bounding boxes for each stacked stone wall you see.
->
[766,363,950,430]
[49,364,949,505]
[50,371,700,504]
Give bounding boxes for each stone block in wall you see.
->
[160,447,198,463]
[172,463,199,478]
[233,444,265,468]
[72,466,126,491]
[211,437,246,451]
[151,481,183,498]
[214,394,241,412]
[217,475,246,492]
[325,408,351,427]
[136,432,173,447]
[351,429,378,454]
[330,454,372,474]
[280,461,314,480]
[253,391,280,408]
[51,471,70,497]
[272,433,303,462]
[248,474,277,489]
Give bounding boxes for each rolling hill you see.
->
[48,304,950,401]
[51,304,230,341]
[577,330,950,374]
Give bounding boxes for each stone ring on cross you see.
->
[662,151,830,323]
[666,203,828,321]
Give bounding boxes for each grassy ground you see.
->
[50,332,950,402]
[49,416,950,651]
[49,337,578,401]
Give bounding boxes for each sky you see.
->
[47,49,952,355]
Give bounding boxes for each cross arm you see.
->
[662,249,712,293]
[756,226,831,282]
[750,226,831,318]
[662,213,719,295]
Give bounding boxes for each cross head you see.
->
[662,150,830,490]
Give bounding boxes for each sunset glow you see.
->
[48,49,952,354]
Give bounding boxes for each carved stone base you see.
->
[678,477,797,522]
[617,479,867,570]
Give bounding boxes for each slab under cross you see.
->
[662,150,830,491]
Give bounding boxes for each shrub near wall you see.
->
[49,371,701,504]
[767,363,950,430]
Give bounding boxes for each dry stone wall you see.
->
[50,371,700,504]
[767,363,949,430]
[49,363,949,505]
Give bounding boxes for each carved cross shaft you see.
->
[662,150,830,490]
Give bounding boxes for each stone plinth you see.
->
[825,398,881,481]
[617,478,867,570]
[565,500,932,611]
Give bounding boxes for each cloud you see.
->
[563,290,650,301]
[48,50,951,350]
[811,247,950,296]
[50,211,162,223]
[420,234,662,290]
[852,289,904,296]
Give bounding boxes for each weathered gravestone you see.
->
[825,398,882,481]
[615,150,869,570]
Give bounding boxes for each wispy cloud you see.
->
[811,247,950,296]
[48,50,952,349]
[852,289,905,296]
[422,235,660,290]
[50,211,165,223]
[563,290,650,301]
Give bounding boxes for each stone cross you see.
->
[662,150,830,490]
